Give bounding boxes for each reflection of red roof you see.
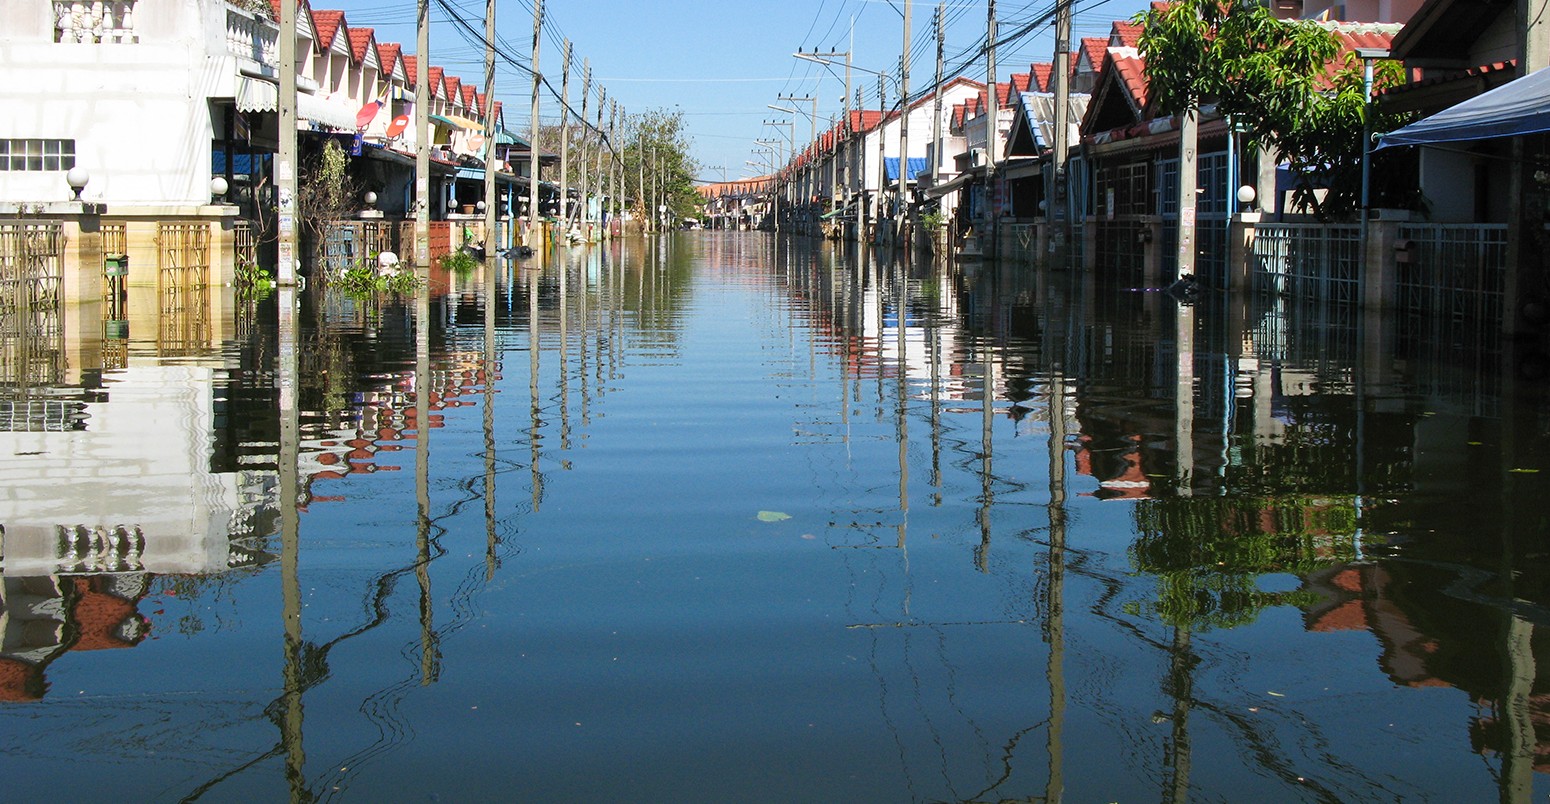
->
[0,658,43,702]
[71,578,146,651]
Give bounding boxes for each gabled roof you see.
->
[428,65,444,97]
[1082,47,1149,134]
[378,42,403,78]
[1111,20,1144,48]
[1008,90,1091,156]
[1078,37,1109,74]
[1030,63,1054,93]
[462,85,478,110]
[349,27,375,64]
[444,74,462,104]
[312,9,344,50]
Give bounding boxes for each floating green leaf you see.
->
[756,511,792,523]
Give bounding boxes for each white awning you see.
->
[234,77,357,131]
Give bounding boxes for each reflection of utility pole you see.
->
[559,251,571,451]
[1175,305,1195,496]
[976,343,994,572]
[1046,369,1068,804]
[895,260,910,551]
[415,284,439,686]
[484,257,498,582]
[1165,626,1196,804]
[529,266,543,510]
[276,284,306,797]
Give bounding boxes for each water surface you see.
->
[2,232,1549,802]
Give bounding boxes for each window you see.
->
[0,140,77,172]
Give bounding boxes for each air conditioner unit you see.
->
[969,148,986,167]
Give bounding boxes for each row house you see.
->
[775,78,982,242]
[0,0,540,294]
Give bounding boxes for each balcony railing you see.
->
[54,1,138,44]
[226,5,279,77]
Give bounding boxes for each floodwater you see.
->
[3,232,1550,802]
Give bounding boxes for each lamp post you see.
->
[66,167,89,202]
[1355,47,1390,214]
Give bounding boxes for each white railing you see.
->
[226,5,279,76]
[53,1,138,44]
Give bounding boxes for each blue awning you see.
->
[1379,66,1550,148]
[211,149,270,175]
[885,157,929,182]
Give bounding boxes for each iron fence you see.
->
[0,221,64,388]
[1249,223,1362,304]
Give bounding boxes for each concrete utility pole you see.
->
[278,0,298,283]
[482,0,497,249]
[1178,109,1198,278]
[558,41,575,232]
[528,0,543,248]
[1052,0,1072,256]
[985,0,999,259]
[898,0,911,248]
[578,62,592,232]
[414,0,431,268]
[876,75,887,243]
[931,3,945,182]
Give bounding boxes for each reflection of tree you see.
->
[1130,496,1355,629]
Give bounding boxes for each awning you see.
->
[430,113,487,131]
[924,171,975,199]
[233,77,356,131]
[1379,66,1550,148]
[1001,157,1043,180]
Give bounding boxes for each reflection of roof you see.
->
[0,658,43,702]
[71,578,146,651]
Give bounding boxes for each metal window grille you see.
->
[156,223,210,356]
[0,222,64,388]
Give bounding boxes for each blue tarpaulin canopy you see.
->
[1379,66,1550,148]
[885,157,929,182]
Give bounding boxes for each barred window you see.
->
[0,140,77,172]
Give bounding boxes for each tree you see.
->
[620,108,703,227]
[297,138,361,267]
[1138,0,1401,220]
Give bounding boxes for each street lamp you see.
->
[1355,47,1390,214]
[66,167,89,201]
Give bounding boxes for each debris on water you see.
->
[757,511,792,522]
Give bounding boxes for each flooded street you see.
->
[3,232,1550,801]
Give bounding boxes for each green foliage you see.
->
[1129,494,1358,630]
[333,263,424,296]
[918,209,945,230]
[300,139,361,255]
[1137,0,1403,220]
[440,250,480,273]
[234,260,272,298]
[622,108,702,223]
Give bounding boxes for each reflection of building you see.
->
[0,361,274,700]
[0,574,151,702]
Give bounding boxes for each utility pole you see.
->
[528,0,543,249]
[577,63,592,233]
[931,3,945,183]
[898,0,911,249]
[482,0,497,250]
[876,75,887,244]
[278,0,298,283]
[1052,0,1072,258]
[414,0,430,268]
[558,40,572,232]
[986,0,999,260]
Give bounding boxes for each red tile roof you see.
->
[1111,48,1149,111]
[349,27,374,64]
[1112,20,1144,48]
[403,54,419,85]
[1031,62,1053,92]
[462,85,478,110]
[1012,72,1031,93]
[1079,37,1108,72]
[428,65,443,97]
[1318,22,1402,91]
[378,42,402,76]
[444,74,461,104]
[1381,58,1516,97]
[313,9,344,49]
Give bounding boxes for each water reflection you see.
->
[1,234,1549,800]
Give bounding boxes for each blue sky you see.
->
[324,0,1148,181]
